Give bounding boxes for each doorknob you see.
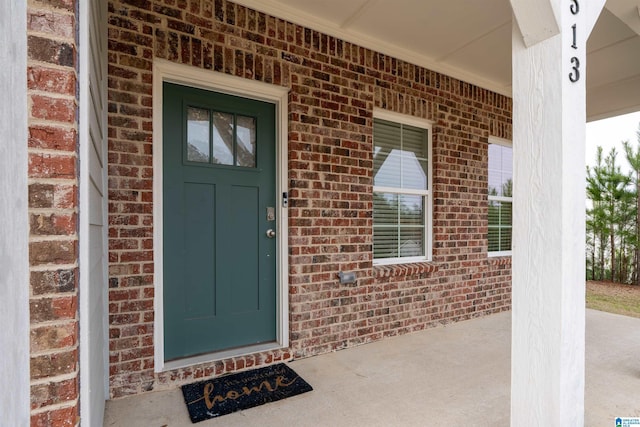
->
[266,229,276,238]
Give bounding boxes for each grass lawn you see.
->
[586,281,640,318]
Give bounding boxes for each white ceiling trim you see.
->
[232,0,512,96]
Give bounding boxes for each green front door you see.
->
[163,82,277,361]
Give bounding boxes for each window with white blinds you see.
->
[488,138,513,256]
[373,114,431,264]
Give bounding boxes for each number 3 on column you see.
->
[569,57,580,82]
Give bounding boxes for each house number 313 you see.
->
[569,0,580,82]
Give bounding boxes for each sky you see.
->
[585,111,640,172]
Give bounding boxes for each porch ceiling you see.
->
[234,0,640,121]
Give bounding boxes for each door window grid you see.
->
[187,106,256,167]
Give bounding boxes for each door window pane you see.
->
[187,107,210,163]
[236,115,256,168]
[212,112,234,165]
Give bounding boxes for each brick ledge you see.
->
[488,256,512,266]
[373,262,439,278]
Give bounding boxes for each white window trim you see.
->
[373,109,433,265]
[152,59,290,372]
[488,136,513,257]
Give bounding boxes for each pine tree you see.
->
[586,147,632,282]
[587,147,608,280]
[622,122,640,285]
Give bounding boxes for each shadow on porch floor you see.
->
[103,310,640,426]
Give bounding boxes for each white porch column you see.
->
[510,0,604,425]
[0,0,29,425]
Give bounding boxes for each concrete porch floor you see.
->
[104,309,640,426]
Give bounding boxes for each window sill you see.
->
[373,262,439,278]
[488,250,512,258]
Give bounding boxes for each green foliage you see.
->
[587,122,640,284]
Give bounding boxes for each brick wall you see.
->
[107,0,512,398]
[27,0,80,425]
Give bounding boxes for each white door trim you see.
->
[152,59,290,372]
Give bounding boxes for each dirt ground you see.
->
[586,280,640,318]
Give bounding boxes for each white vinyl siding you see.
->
[373,112,432,264]
[0,1,29,424]
[488,138,513,256]
[79,0,109,424]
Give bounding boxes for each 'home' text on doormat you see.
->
[181,363,313,423]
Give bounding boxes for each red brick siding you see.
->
[27,0,80,425]
[107,0,512,398]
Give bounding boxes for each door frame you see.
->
[152,59,290,372]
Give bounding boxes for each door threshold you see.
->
[161,341,282,372]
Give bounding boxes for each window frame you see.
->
[487,136,513,257]
[372,109,433,265]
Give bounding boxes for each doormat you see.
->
[181,363,313,423]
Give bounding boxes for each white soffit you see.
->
[605,0,640,35]
[234,0,640,120]
[587,5,640,120]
